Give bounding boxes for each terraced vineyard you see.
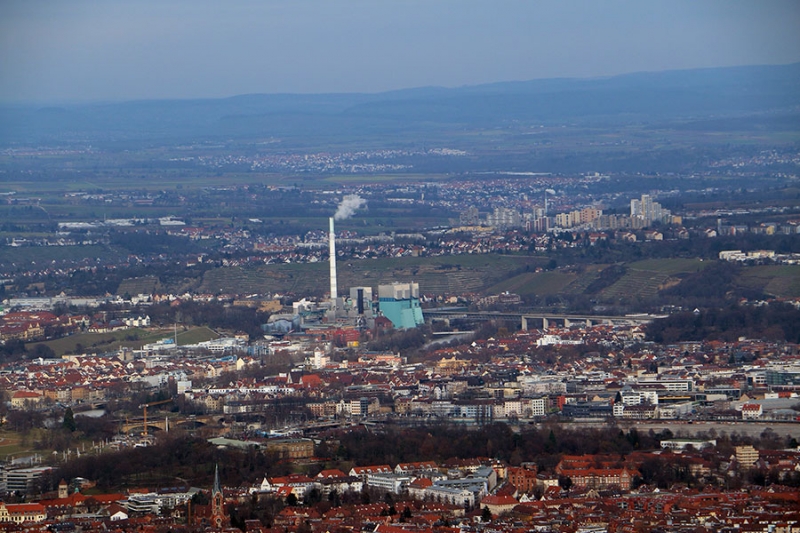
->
[192,255,723,305]
[598,258,708,302]
[199,264,325,295]
[562,265,608,294]
[600,268,672,301]
[117,276,161,296]
[486,271,579,298]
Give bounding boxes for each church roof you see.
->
[213,464,222,496]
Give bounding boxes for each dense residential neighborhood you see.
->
[0,294,798,530]
[2,307,799,423]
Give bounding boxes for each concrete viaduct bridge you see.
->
[423,309,664,330]
[119,414,219,435]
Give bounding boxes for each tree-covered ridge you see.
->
[646,302,800,344]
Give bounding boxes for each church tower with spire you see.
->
[211,464,225,528]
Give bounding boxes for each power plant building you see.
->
[349,286,373,316]
[328,216,422,330]
[378,282,423,329]
[346,286,375,329]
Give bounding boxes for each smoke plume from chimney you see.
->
[334,194,366,220]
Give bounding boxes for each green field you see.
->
[320,173,452,184]
[174,326,220,345]
[738,265,800,298]
[28,326,220,356]
[0,431,33,460]
[626,258,709,274]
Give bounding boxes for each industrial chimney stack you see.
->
[329,217,338,306]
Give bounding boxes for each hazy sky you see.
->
[1,0,799,103]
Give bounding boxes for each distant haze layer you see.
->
[1,0,799,103]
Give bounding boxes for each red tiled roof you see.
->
[5,502,46,513]
[316,469,347,479]
[481,494,518,506]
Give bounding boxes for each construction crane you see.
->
[139,398,174,437]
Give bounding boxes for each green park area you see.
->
[0,430,34,461]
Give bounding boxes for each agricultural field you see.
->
[0,244,126,267]
[172,326,220,345]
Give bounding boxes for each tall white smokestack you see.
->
[329,217,338,304]
[329,195,365,312]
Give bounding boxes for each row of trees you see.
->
[145,300,271,339]
[329,423,667,473]
[57,433,291,491]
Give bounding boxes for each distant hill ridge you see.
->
[2,62,799,145]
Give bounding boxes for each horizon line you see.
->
[1,61,797,108]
